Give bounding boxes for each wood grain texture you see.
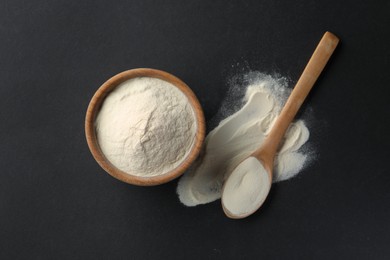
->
[254,32,339,170]
[222,32,339,219]
[85,68,205,186]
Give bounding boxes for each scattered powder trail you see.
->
[177,72,312,206]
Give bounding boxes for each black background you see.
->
[1,0,389,259]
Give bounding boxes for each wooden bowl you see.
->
[85,68,205,186]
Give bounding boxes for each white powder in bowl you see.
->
[95,77,197,177]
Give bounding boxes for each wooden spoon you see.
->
[221,32,339,219]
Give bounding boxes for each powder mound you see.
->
[222,157,271,217]
[95,77,197,177]
[177,72,312,206]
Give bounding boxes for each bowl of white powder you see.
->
[85,68,205,186]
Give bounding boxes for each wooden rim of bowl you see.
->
[85,68,205,186]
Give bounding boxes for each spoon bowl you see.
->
[222,32,339,218]
[222,156,272,219]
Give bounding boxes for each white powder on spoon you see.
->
[222,157,271,217]
[177,72,311,206]
[95,77,197,177]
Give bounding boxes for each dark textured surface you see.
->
[1,0,389,259]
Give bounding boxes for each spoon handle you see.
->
[257,32,339,162]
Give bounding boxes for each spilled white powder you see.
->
[177,73,311,206]
[95,77,197,177]
[222,157,271,217]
